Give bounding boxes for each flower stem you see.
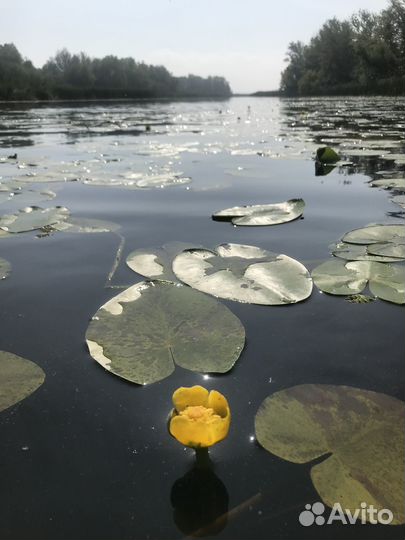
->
[194,447,212,469]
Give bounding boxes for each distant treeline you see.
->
[0,44,232,100]
[280,0,405,96]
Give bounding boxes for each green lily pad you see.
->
[53,217,120,234]
[212,199,305,226]
[0,351,45,413]
[0,257,11,279]
[331,242,404,263]
[255,385,405,525]
[173,243,313,305]
[312,259,405,304]
[126,242,200,282]
[316,147,340,164]
[369,178,405,190]
[0,206,70,233]
[86,280,245,385]
[342,224,405,246]
[392,195,405,209]
[367,242,405,259]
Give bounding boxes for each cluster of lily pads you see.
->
[312,224,405,304]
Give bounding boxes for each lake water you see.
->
[0,97,404,540]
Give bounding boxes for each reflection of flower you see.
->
[169,386,230,448]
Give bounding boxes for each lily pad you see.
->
[0,206,70,233]
[342,224,405,246]
[331,242,404,263]
[126,242,200,282]
[312,259,405,304]
[172,243,313,305]
[8,189,56,207]
[316,147,340,164]
[0,351,45,413]
[86,281,245,385]
[212,199,305,226]
[392,195,405,209]
[255,385,405,524]
[369,178,405,191]
[0,257,11,279]
[367,242,405,259]
[53,217,120,234]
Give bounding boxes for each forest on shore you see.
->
[280,0,405,96]
[0,45,231,100]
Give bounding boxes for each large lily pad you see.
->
[0,206,70,233]
[312,259,405,304]
[342,224,405,245]
[86,281,245,385]
[255,385,405,524]
[53,217,120,234]
[172,243,312,305]
[212,199,305,226]
[126,242,199,282]
[331,242,404,263]
[0,351,45,413]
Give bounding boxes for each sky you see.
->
[1,0,390,93]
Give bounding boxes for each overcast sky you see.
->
[2,0,389,93]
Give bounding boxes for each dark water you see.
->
[0,97,404,540]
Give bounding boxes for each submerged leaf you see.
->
[255,385,405,524]
[86,281,245,385]
[0,206,69,233]
[212,199,305,226]
[312,259,405,304]
[0,351,45,413]
[173,243,312,305]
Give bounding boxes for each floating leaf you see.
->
[126,242,200,281]
[0,257,11,279]
[316,147,340,164]
[369,178,405,190]
[255,385,405,524]
[0,351,45,413]
[53,217,120,234]
[212,199,305,226]
[331,241,404,263]
[0,206,69,233]
[367,242,405,259]
[86,281,245,385]
[173,243,312,305]
[392,195,405,209]
[312,259,405,304]
[342,224,405,246]
[8,189,56,207]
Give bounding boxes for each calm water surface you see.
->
[0,97,404,540]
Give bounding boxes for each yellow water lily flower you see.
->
[169,385,231,448]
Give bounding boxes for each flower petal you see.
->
[172,385,209,412]
[208,390,230,418]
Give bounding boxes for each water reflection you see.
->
[171,455,229,537]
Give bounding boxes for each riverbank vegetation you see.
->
[280,0,405,96]
[0,44,231,101]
